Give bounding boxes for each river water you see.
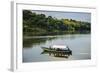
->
[23,34,91,62]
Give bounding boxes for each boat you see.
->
[41,45,72,57]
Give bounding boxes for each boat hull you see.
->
[41,47,72,57]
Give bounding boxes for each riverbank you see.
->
[23,31,90,36]
[23,10,91,36]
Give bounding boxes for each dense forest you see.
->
[23,10,91,36]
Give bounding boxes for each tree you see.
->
[23,10,91,36]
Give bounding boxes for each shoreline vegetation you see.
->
[23,10,91,36]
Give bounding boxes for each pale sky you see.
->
[31,10,91,22]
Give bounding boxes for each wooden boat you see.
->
[41,45,72,57]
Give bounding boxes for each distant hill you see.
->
[23,10,91,36]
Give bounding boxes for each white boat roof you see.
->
[52,45,67,49]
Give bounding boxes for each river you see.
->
[23,34,91,62]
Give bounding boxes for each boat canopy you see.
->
[51,45,67,49]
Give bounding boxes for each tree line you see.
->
[23,10,91,36]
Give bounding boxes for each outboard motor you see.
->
[67,46,72,55]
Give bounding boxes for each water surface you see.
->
[23,34,91,62]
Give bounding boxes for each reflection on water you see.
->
[23,37,56,48]
[23,34,91,62]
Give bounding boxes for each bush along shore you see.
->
[23,10,91,36]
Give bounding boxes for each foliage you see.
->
[23,10,91,36]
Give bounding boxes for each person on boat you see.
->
[57,48,60,51]
[49,46,52,50]
[67,46,70,51]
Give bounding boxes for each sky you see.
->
[31,10,91,22]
